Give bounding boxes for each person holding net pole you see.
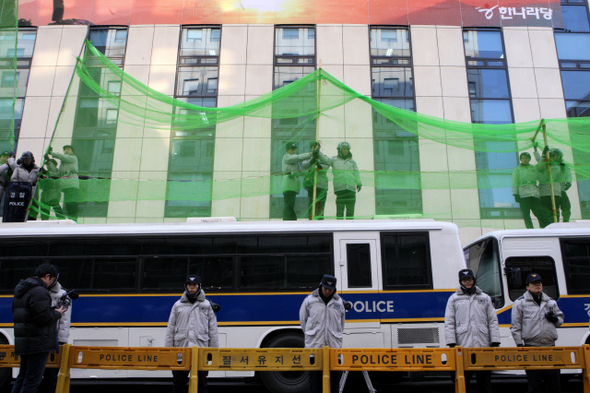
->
[302,141,328,220]
[512,152,550,228]
[533,142,562,223]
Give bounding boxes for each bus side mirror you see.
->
[504,267,522,287]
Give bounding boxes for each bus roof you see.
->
[463,221,590,249]
[0,219,461,238]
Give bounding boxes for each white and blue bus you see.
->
[463,221,590,373]
[0,218,465,392]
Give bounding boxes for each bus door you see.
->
[334,232,383,347]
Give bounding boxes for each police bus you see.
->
[0,218,465,392]
[463,221,590,375]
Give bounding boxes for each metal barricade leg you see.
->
[189,347,198,393]
[361,371,377,393]
[338,371,349,393]
[55,344,71,393]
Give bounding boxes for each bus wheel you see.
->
[260,332,307,393]
[0,335,10,389]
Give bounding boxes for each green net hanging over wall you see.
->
[0,0,18,153]
[35,40,590,223]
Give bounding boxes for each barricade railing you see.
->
[0,344,588,393]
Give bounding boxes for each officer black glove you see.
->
[357,185,362,193]
[312,151,319,160]
[517,344,524,347]
[448,343,456,348]
[490,342,500,347]
[513,195,520,203]
[542,145,550,156]
[545,311,559,323]
[565,182,572,191]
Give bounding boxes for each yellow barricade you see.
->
[0,345,62,368]
[330,348,456,372]
[67,346,191,371]
[198,347,324,371]
[462,346,585,371]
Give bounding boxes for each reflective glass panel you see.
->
[464,30,504,59]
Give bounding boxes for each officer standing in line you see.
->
[511,273,564,393]
[0,150,17,205]
[165,275,219,393]
[299,274,346,393]
[444,269,500,393]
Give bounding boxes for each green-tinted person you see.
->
[512,152,549,228]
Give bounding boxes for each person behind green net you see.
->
[282,142,313,220]
[302,141,328,220]
[318,142,362,220]
[552,148,572,222]
[512,152,549,229]
[533,143,563,223]
[49,145,80,221]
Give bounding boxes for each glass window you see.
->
[561,5,590,31]
[505,256,559,301]
[275,26,315,56]
[372,68,413,97]
[465,238,504,308]
[467,69,510,99]
[561,237,590,294]
[88,28,127,65]
[555,33,590,60]
[561,70,590,99]
[464,30,504,58]
[381,233,431,288]
[347,244,372,287]
[370,28,410,57]
[181,28,220,57]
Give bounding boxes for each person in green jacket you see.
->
[512,152,549,228]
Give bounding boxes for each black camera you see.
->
[54,289,79,311]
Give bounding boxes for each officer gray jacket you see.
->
[512,163,540,199]
[318,152,362,193]
[282,152,312,193]
[302,158,329,190]
[11,164,40,185]
[511,290,563,347]
[534,150,562,197]
[165,289,219,348]
[299,288,346,349]
[444,286,501,348]
[0,157,17,198]
[48,282,72,344]
[52,151,79,190]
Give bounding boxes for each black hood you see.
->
[14,277,45,299]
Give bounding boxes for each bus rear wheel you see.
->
[260,332,308,393]
[0,335,10,390]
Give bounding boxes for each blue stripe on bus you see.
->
[1,293,588,326]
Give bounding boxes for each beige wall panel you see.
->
[321,65,344,83]
[242,137,271,172]
[112,138,143,172]
[422,189,452,219]
[512,98,542,123]
[241,194,271,220]
[245,65,273,96]
[220,25,248,65]
[343,100,374,141]
[107,200,138,220]
[457,223,484,245]
[436,26,464,67]
[538,98,567,119]
[51,66,76,97]
[246,25,274,65]
[442,96,471,122]
[139,138,171,171]
[508,67,538,99]
[317,25,344,66]
[123,65,150,85]
[410,26,439,66]
[534,68,565,99]
[218,64,246,96]
[440,66,468,98]
[147,65,176,96]
[19,97,51,139]
[318,106,346,140]
[126,26,155,66]
[212,197,241,219]
[214,138,244,171]
[32,27,62,66]
[243,112,272,139]
[56,26,87,66]
[26,66,56,97]
[343,65,371,96]
[504,27,534,68]
[151,25,180,66]
[413,66,442,97]
[450,187,480,220]
[528,27,559,68]
[343,25,369,66]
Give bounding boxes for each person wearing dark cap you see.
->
[0,150,17,204]
[281,142,316,220]
[511,273,564,393]
[302,141,328,220]
[299,274,346,393]
[512,152,549,228]
[444,269,500,393]
[49,145,79,221]
[165,274,219,393]
[11,264,66,393]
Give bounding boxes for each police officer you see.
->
[299,274,346,393]
[512,152,549,228]
[282,142,314,220]
[165,275,219,393]
[0,150,16,204]
[511,273,564,393]
[444,269,500,393]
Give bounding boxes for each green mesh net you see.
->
[0,0,18,152]
[32,40,590,223]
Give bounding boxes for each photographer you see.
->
[38,280,74,393]
[511,273,564,393]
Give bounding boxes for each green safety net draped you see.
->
[0,0,18,153]
[34,40,590,222]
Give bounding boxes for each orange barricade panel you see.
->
[0,345,62,368]
[198,348,323,371]
[462,347,584,371]
[330,348,456,372]
[68,346,192,371]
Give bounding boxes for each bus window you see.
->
[381,232,431,289]
[347,243,372,288]
[505,256,559,301]
[465,238,504,308]
[560,237,590,295]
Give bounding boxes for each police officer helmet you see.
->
[20,151,34,162]
[551,148,563,162]
[337,141,351,151]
